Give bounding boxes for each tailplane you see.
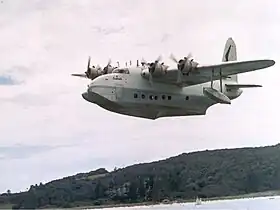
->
[222,37,237,82]
[225,84,262,89]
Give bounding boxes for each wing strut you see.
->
[219,68,222,92]
[211,69,214,88]
[203,67,231,104]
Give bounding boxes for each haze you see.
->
[0,0,279,193]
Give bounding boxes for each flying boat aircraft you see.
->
[72,37,275,120]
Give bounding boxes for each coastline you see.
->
[1,190,279,209]
[69,190,280,209]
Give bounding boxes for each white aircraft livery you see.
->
[72,38,275,120]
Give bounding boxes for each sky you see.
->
[0,0,279,193]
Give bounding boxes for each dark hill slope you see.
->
[2,144,280,209]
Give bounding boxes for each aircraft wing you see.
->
[155,59,275,86]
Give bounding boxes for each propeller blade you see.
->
[186,53,192,60]
[170,54,178,63]
[103,58,112,74]
[106,58,112,67]
[71,73,87,78]
[155,55,162,62]
[141,57,148,65]
[87,56,91,71]
[85,56,92,77]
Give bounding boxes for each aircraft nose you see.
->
[233,88,243,98]
[82,92,90,102]
[238,89,243,96]
[88,84,96,93]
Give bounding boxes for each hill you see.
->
[1,144,280,209]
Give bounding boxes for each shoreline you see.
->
[2,190,279,209]
[71,201,158,209]
[70,190,280,209]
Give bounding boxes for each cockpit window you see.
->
[112,68,130,74]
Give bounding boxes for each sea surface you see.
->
[91,196,280,210]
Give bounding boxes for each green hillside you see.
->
[1,144,280,209]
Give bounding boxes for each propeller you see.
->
[140,55,163,85]
[85,56,91,77]
[170,53,186,83]
[170,53,192,70]
[148,55,162,73]
[71,56,103,80]
[169,53,198,84]
[141,58,147,66]
[71,56,92,78]
[141,56,162,67]
[102,58,112,74]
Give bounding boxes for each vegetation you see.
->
[1,144,280,209]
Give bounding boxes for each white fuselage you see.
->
[82,69,242,119]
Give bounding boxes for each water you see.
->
[90,196,280,210]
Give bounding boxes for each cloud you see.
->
[91,26,125,36]
[0,75,21,85]
[0,0,279,193]
[0,144,68,160]
[0,65,34,88]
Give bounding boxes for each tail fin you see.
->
[222,37,238,82]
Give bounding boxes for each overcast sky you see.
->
[0,0,279,193]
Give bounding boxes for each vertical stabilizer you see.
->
[222,37,238,82]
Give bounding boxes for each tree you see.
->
[127,182,138,202]
[95,181,105,198]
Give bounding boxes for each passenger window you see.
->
[141,94,145,99]
[185,96,189,100]
[168,96,171,100]
[149,95,153,100]
[134,93,138,98]
[162,95,166,100]
[154,96,158,100]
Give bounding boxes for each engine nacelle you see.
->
[148,63,168,77]
[103,65,116,74]
[189,59,199,68]
[182,59,199,72]
[140,68,150,79]
[88,67,103,79]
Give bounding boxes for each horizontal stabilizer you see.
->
[225,84,262,88]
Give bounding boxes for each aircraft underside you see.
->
[113,107,209,120]
[82,91,216,120]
